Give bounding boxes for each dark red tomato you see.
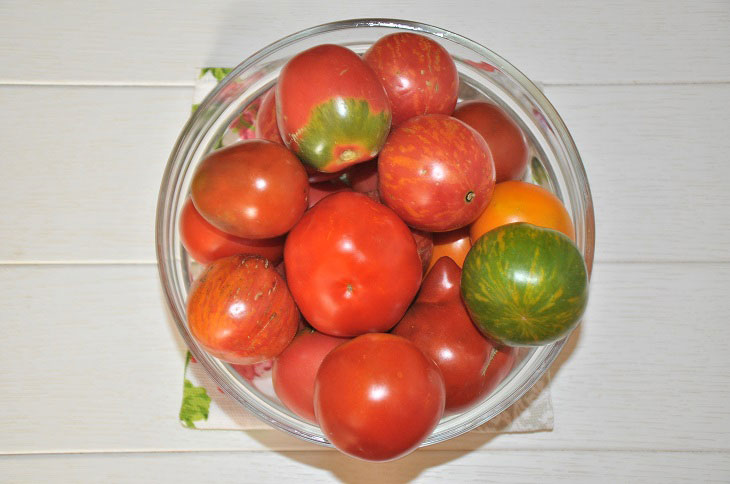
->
[180,197,284,265]
[345,159,379,200]
[272,329,350,422]
[187,255,299,365]
[314,333,445,461]
[284,191,422,337]
[392,257,516,413]
[254,87,284,145]
[453,101,529,182]
[307,179,351,208]
[191,139,308,239]
[378,114,496,232]
[364,32,459,126]
[277,44,391,173]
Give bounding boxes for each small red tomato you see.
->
[364,32,459,126]
[314,333,445,461]
[180,197,285,265]
[272,329,350,422]
[255,87,284,145]
[426,227,471,273]
[285,191,422,337]
[392,257,516,413]
[378,114,496,232]
[277,44,391,172]
[307,179,351,208]
[187,255,299,364]
[453,101,529,182]
[346,159,379,200]
[191,139,308,239]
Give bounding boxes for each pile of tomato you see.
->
[180,32,588,462]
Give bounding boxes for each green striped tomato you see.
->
[461,223,588,346]
[276,44,392,173]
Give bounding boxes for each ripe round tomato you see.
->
[284,191,422,337]
[180,197,285,265]
[276,44,391,173]
[453,101,529,182]
[364,32,459,126]
[392,257,516,413]
[191,139,309,239]
[187,255,300,364]
[378,114,496,232]
[314,333,445,461]
[469,180,575,242]
[426,226,471,273]
[272,329,349,422]
[254,87,284,145]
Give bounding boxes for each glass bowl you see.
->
[156,18,595,447]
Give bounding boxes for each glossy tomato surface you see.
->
[364,32,459,126]
[272,329,349,422]
[378,114,496,232]
[187,255,300,364]
[426,226,471,273]
[180,197,285,265]
[191,139,308,239]
[276,44,391,172]
[255,87,284,145]
[392,257,516,413]
[469,180,575,242]
[314,333,445,461]
[453,101,529,182]
[284,191,422,337]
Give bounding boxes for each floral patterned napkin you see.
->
[179,68,555,434]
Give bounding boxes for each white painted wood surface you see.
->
[1,1,729,481]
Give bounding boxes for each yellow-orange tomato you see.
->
[426,227,471,273]
[469,180,574,242]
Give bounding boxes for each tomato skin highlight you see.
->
[453,101,529,183]
[191,139,309,239]
[276,44,391,173]
[378,114,496,232]
[364,32,459,126]
[284,191,422,337]
[469,180,575,242]
[314,333,445,461]
[255,87,284,145]
[187,255,300,364]
[180,197,285,265]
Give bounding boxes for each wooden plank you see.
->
[0,0,728,85]
[0,85,192,263]
[1,451,728,483]
[1,84,729,263]
[0,263,728,454]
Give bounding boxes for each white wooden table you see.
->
[2,1,729,481]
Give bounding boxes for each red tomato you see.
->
[254,87,284,145]
[284,191,422,337]
[378,114,496,232]
[411,228,434,274]
[314,333,445,461]
[426,227,471,273]
[345,159,379,201]
[272,329,350,422]
[191,139,308,239]
[180,197,284,265]
[277,44,391,172]
[364,32,459,126]
[453,101,529,182]
[186,255,299,365]
[469,180,575,242]
[392,257,516,413]
[307,179,351,208]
